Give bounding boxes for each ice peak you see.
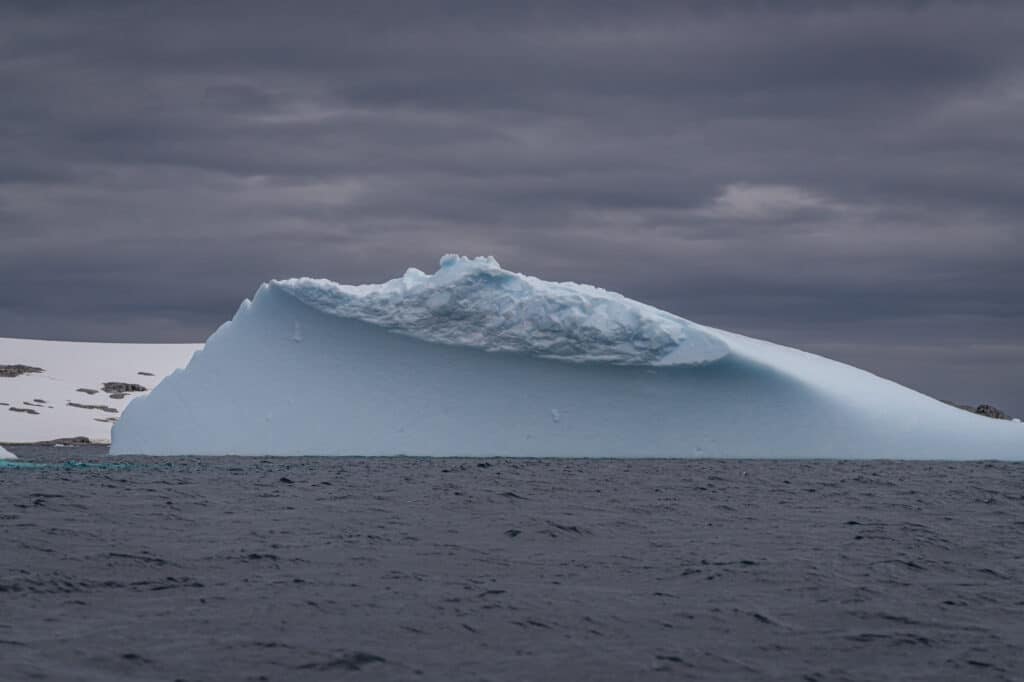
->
[440,253,499,270]
[274,254,729,366]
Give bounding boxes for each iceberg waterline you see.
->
[112,255,1024,458]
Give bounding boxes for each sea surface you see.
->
[1,446,1022,681]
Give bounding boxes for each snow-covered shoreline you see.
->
[1,337,201,444]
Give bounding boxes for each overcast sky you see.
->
[1,1,1022,413]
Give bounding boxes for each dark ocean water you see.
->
[1,446,1022,681]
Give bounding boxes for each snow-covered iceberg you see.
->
[112,255,1023,459]
[0,445,16,460]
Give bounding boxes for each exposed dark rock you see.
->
[0,436,94,446]
[108,393,127,400]
[102,382,147,394]
[76,388,99,395]
[38,436,93,446]
[0,364,43,378]
[975,404,1010,420]
[137,371,155,376]
[9,406,39,415]
[67,402,119,413]
[943,400,1014,420]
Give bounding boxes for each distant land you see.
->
[0,337,200,444]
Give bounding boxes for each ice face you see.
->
[110,255,1024,459]
[275,254,729,366]
[0,445,16,460]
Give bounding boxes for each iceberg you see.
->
[0,445,15,460]
[112,255,1024,459]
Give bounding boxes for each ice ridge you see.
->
[275,254,729,366]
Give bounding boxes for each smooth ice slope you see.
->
[1,338,201,443]
[0,445,15,460]
[112,255,1024,458]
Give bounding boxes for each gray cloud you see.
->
[1,1,1022,413]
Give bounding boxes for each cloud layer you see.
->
[2,1,1022,413]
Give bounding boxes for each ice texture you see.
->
[0,445,16,460]
[112,255,1024,459]
[279,255,728,366]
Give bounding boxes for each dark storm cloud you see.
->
[1,0,1023,412]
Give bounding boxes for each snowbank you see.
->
[112,255,1024,459]
[1,338,201,443]
[0,445,15,460]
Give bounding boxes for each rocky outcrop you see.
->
[0,364,44,378]
[101,382,147,395]
[39,436,93,446]
[975,404,1010,420]
[943,401,1014,421]
[0,436,93,446]
[67,402,119,414]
